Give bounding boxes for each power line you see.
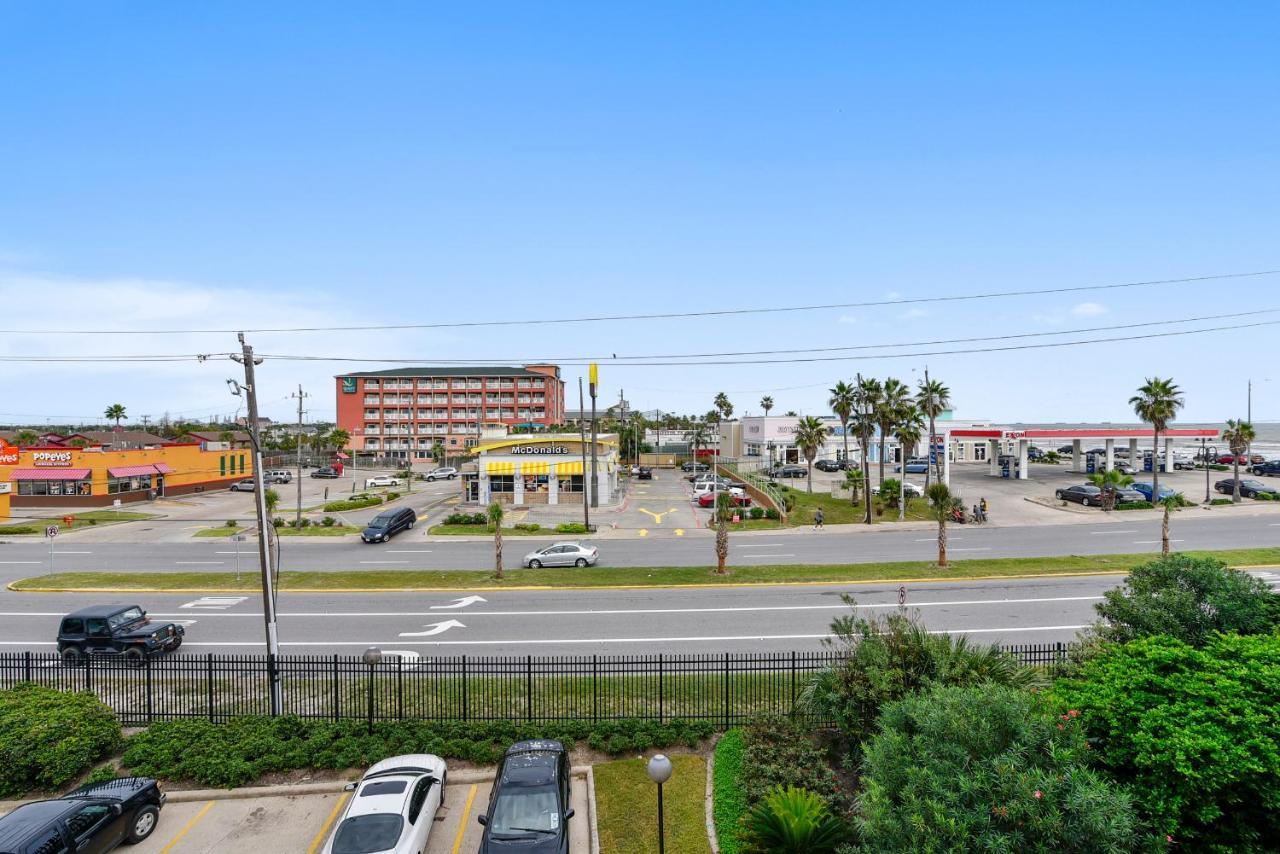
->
[0,269,1275,335]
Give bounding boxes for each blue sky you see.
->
[1,3,1277,426]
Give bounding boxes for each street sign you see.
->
[45,525,58,538]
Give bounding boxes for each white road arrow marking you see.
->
[398,619,465,637]
[430,596,487,610]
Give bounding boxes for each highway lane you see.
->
[0,513,1278,581]
[2,571,1275,654]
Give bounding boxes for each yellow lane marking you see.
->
[159,800,215,853]
[452,784,479,854]
[638,529,648,537]
[674,528,685,536]
[307,791,351,854]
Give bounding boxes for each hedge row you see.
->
[0,684,121,797]
[322,494,384,512]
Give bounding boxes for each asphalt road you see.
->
[2,570,1277,655]
[1,513,1278,582]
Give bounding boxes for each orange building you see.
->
[0,439,253,508]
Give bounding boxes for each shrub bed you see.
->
[0,684,122,797]
[1210,497,1232,505]
[712,730,747,854]
[322,494,383,512]
[1115,500,1154,510]
[0,525,39,535]
[555,522,589,534]
[122,716,714,789]
[443,512,487,525]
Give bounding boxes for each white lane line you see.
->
[739,543,785,548]
[949,547,992,552]
[359,560,411,564]
[175,561,224,565]
[54,551,93,554]
[0,561,42,565]
[386,550,433,553]
[914,537,961,542]
[736,553,795,559]
[1133,539,1184,545]
[1088,530,1137,535]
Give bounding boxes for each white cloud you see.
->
[1070,302,1108,318]
[838,314,857,325]
[897,307,927,320]
[884,290,903,301]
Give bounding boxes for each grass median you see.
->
[9,546,1279,592]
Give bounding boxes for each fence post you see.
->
[723,652,730,729]
[790,650,797,712]
[397,656,404,720]
[591,655,598,723]
[461,656,469,722]
[526,655,534,722]
[206,654,214,722]
[657,654,664,725]
[332,655,340,722]
[23,651,31,683]
[145,654,154,725]
[85,653,92,694]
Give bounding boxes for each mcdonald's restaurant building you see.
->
[468,434,618,505]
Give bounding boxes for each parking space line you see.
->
[160,800,215,853]
[307,791,350,854]
[452,784,478,854]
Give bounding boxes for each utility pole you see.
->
[291,385,308,527]
[230,333,283,716]
[140,415,150,430]
[589,363,599,508]
[578,378,590,529]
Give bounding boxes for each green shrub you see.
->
[225,519,238,528]
[743,785,846,854]
[513,522,541,532]
[323,495,383,512]
[555,522,589,534]
[83,764,119,785]
[122,717,715,788]
[713,730,747,854]
[320,516,336,527]
[740,717,841,811]
[857,683,1141,851]
[1115,500,1154,510]
[1056,634,1280,850]
[880,478,903,509]
[0,684,122,797]
[764,508,781,520]
[0,526,38,535]
[271,517,284,528]
[1210,497,1232,505]
[1255,491,1274,501]
[1092,554,1279,646]
[749,506,765,520]
[386,491,400,500]
[442,512,481,525]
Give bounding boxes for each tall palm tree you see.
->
[1159,494,1180,556]
[828,381,856,469]
[1222,419,1256,503]
[876,378,911,486]
[1129,377,1185,505]
[487,501,504,579]
[853,377,883,524]
[760,396,774,417]
[104,404,127,428]
[793,416,829,494]
[329,428,350,449]
[714,491,733,574]
[916,378,951,488]
[892,406,925,520]
[714,392,733,423]
[926,482,953,567]
[685,422,711,465]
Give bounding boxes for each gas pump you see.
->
[1086,452,1098,474]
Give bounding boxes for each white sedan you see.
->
[871,482,924,498]
[365,475,402,488]
[323,754,447,854]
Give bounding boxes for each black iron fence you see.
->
[0,644,1078,727]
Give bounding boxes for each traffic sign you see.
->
[45,525,59,538]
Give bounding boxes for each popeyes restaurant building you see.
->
[0,439,254,510]
[467,434,618,506]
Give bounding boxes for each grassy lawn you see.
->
[713,730,747,854]
[11,547,1279,592]
[595,755,712,854]
[780,488,932,525]
[726,518,785,531]
[195,524,360,537]
[0,510,156,535]
[427,524,558,536]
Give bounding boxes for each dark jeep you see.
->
[0,776,165,853]
[57,605,184,667]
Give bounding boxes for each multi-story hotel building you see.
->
[334,365,565,460]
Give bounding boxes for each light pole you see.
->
[647,754,672,854]
[362,646,382,733]
[1203,440,1217,504]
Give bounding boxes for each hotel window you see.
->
[489,475,514,493]
[364,379,380,389]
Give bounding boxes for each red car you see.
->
[696,490,751,508]
[1217,453,1248,465]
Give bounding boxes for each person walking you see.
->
[978,497,989,523]
[814,508,825,530]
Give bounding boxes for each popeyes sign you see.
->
[31,451,73,467]
[0,441,18,466]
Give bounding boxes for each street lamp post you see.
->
[363,646,382,733]
[1203,440,1217,504]
[646,754,673,854]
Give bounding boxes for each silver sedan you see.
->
[522,542,600,568]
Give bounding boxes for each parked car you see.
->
[1130,482,1177,502]
[814,459,842,472]
[1250,460,1280,476]
[1056,445,1074,455]
[365,474,402,488]
[323,754,447,854]
[696,490,750,508]
[424,467,458,481]
[265,469,293,484]
[894,458,929,474]
[311,466,340,478]
[1250,453,1267,465]
[691,479,737,496]
[871,482,924,498]
[1055,484,1103,506]
[771,465,807,478]
[361,507,418,543]
[680,461,710,473]
[0,777,166,852]
[522,543,599,568]
[477,740,573,853]
[1216,453,1248,465]
[1215,478,1280,499]
[636,466,653,480]
[1026,446,1045,461]
[1105,485,1147,504]
[229,478,258,492]
[57,604,184,666]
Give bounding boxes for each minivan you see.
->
[361,507,418,543]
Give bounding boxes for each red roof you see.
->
[9,468,91,480]
[153,463,174,473]
[108,464,162,477]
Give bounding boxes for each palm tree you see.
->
[760,396,774,417]
[876,378,910,486]
[828,381,856,469]
[104,404,127,427]
[1087,468,1135,512]
[926,482,953,567]
[916,377,951,488]
[264,488,280,515]
[685,422,710,467]
[713,392,733,423]
[1222,419,1256,503]
[1129,377,1185,505]
[892,406,925,520]
[714,491,734,575]
[853,377,883,524]
[793,416,829,494]
[487,501,504,579]
[13,429,39,447]
[1159,494,1180,556]
[328,428,350,449]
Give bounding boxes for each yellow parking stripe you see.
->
[159,801,215,853]
[451,784,479,854]
[307,792,351,854]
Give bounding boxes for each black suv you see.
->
[1250,460,1280,476]
[680,461,709,473]
[0,777,165,853]
[57,605,185,666]
[636,466,653,480]
[478,740,573,853]
[772,465,807,478]
[311,466,340,478]
[361,507,417,543]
